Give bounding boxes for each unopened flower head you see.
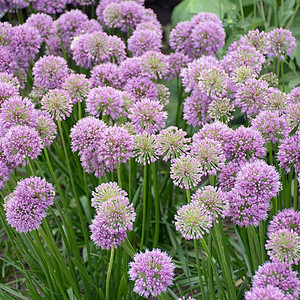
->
[208,97,235,124]
[128,249,175,298]
[170,155,204,190]
[175,201,213,240]
[41,89,73,121]
[35,111,57,147]
[252,262,299,300]
[133,132,158,165]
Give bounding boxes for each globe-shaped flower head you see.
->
[35,111,57,147]
[133,133,158,165]
[245,285,286,300]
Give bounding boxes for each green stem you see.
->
[281,60,285,92]
[194,240,206,299]
[253,0,257,28]
[117,164,122,189]
[269,141,273,165]
[106,246,115,300]
[152,163,160,248]
[259,221,266,264]
[140,163,148,250]
[274,0,278,27]
[239,0,244,21]
[294,174,298,210]
[186,189,191,204]
[78,101,82,120]
[129,158,133,201]
[247,227,259,273]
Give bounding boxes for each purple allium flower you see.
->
[0,96,37,133]
[164,52,189,81]
[231,66,257,86]
[0,82,19,107]
[225,126,266,162]
[266,229,300,265]
[260,72,279,87]
[286,102,300,130]
[235,79,269,115]
[0,160,9,189]
[90,197,135,249]
[265,88,290,112]
[71,32,110,69]
[265,28,296,60]
[169,21,194,57]
[106,35,126,64]
[140,51,167,80]
[10,24,41,67]
[234,160,281,200]
[192,12,223,27]
[90,63,121,88]
[251,110,290,143]
[0,72,20,90]
[155,126,190,162]
[26,13,56,42]
[0,46,17,74]
[133,132,158,165]
[70,116,106,155]
[45,34,64,57]
[208,97,235,124]
[227,188,270,227]
[128,29,162,56]
[98,125,134,167]
[218,161,242,192]
[175,202,213,240]
[277,133,300,173]
[35,111,57,147]
[128,249,175,298]
[124,76,158,101]
[192,186,229,220]
[245,285,286,300]
[0,22,13,47]
[178,297,196,300]
[102,2,122,28]
[62,74,90,104]
[156,84,170,106]
[170,155,204,190]
[41,89,72,121]
[252,262,299,300]
[91,181,127,212]
[119,57,143,82]
[2,126,42,167]
[128,98,167,134]
[268,209,300,237]
[136,21,162,33]
[183,90,211,127]
[32,0,66,14]
[190,137,225,175]
[86,86,123,120]
[191,21,225,57]
[290,87,300,103]
[33,55,69,90]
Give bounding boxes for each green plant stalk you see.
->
[145,164,152,244]
[259,221,266,264]
[247,227,259,273]
[238,0,244,21]
[294,172,298,210]
[106,246,115,300]
[140,163,148,250]
[78,101,82,120]
[281,60,285,92]
[193,240,206,300]
[186,189,191,204]
[274,0,278,27]
[129,158,133,201]
[253,0,257,28]
[175,75,183,127]
[117,164,123,189]
[269,141,273,165]
[152,162,160,248]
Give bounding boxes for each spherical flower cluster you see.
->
[0,46,17,74]
[0,72,20,90]
[2,126,42,167]
[156,84,170,106]
[119,57,144,82]
[265,88,290,112]
[190,138,225,175]
[124,76,158,101]
[5,177,55,233]
[70,116,107,155]
[128,98,167,134]
[33,56,69,90]
[234,160,281,200]
[26,13,55,42]
[231,66,257,86]
[86,87,124,120]
[191,21,225,57]
[35,111,57,147]
[90,63,121,88]
[225,126,266,162]
[164,52,189,81]
[251,110,290,143]
[155,126,190,162]
[218,161,242,192]
[133,133,158,165]
[170,155,204,190]
[32,0,66,14]
[286,102,300,130]
[0,22,12,47]
[290,86,300,103]
[41,89,73,121]
[252,262,299,300]
[107,35,127,64]
[234,79,269,115]
[208,97,235,124]
[0,96,36,133]
[140,51,167,80]
[128,249,175,298]
[268,209,300,236]
[265,28,297,60]
[0,160,10,190]
[277,133,300,173]
[128,29,162,56]
[62,74,90,104]
[90,196,136,249]
[175,201,213,240]
[245,285,286,300]
[191,186,229,220]
[191,12,223,27]
[265,229,300,265]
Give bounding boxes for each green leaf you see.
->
[288,77,300,89]
[117,275,128,300]
[171,0,232,25]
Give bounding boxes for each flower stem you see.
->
[106,246,115,300]
[294,173,298,210]
[281,60,285,92]
[186,189,191,204]
[140,163,148,250]
[152,162,160,248]
[194,240,206,299]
